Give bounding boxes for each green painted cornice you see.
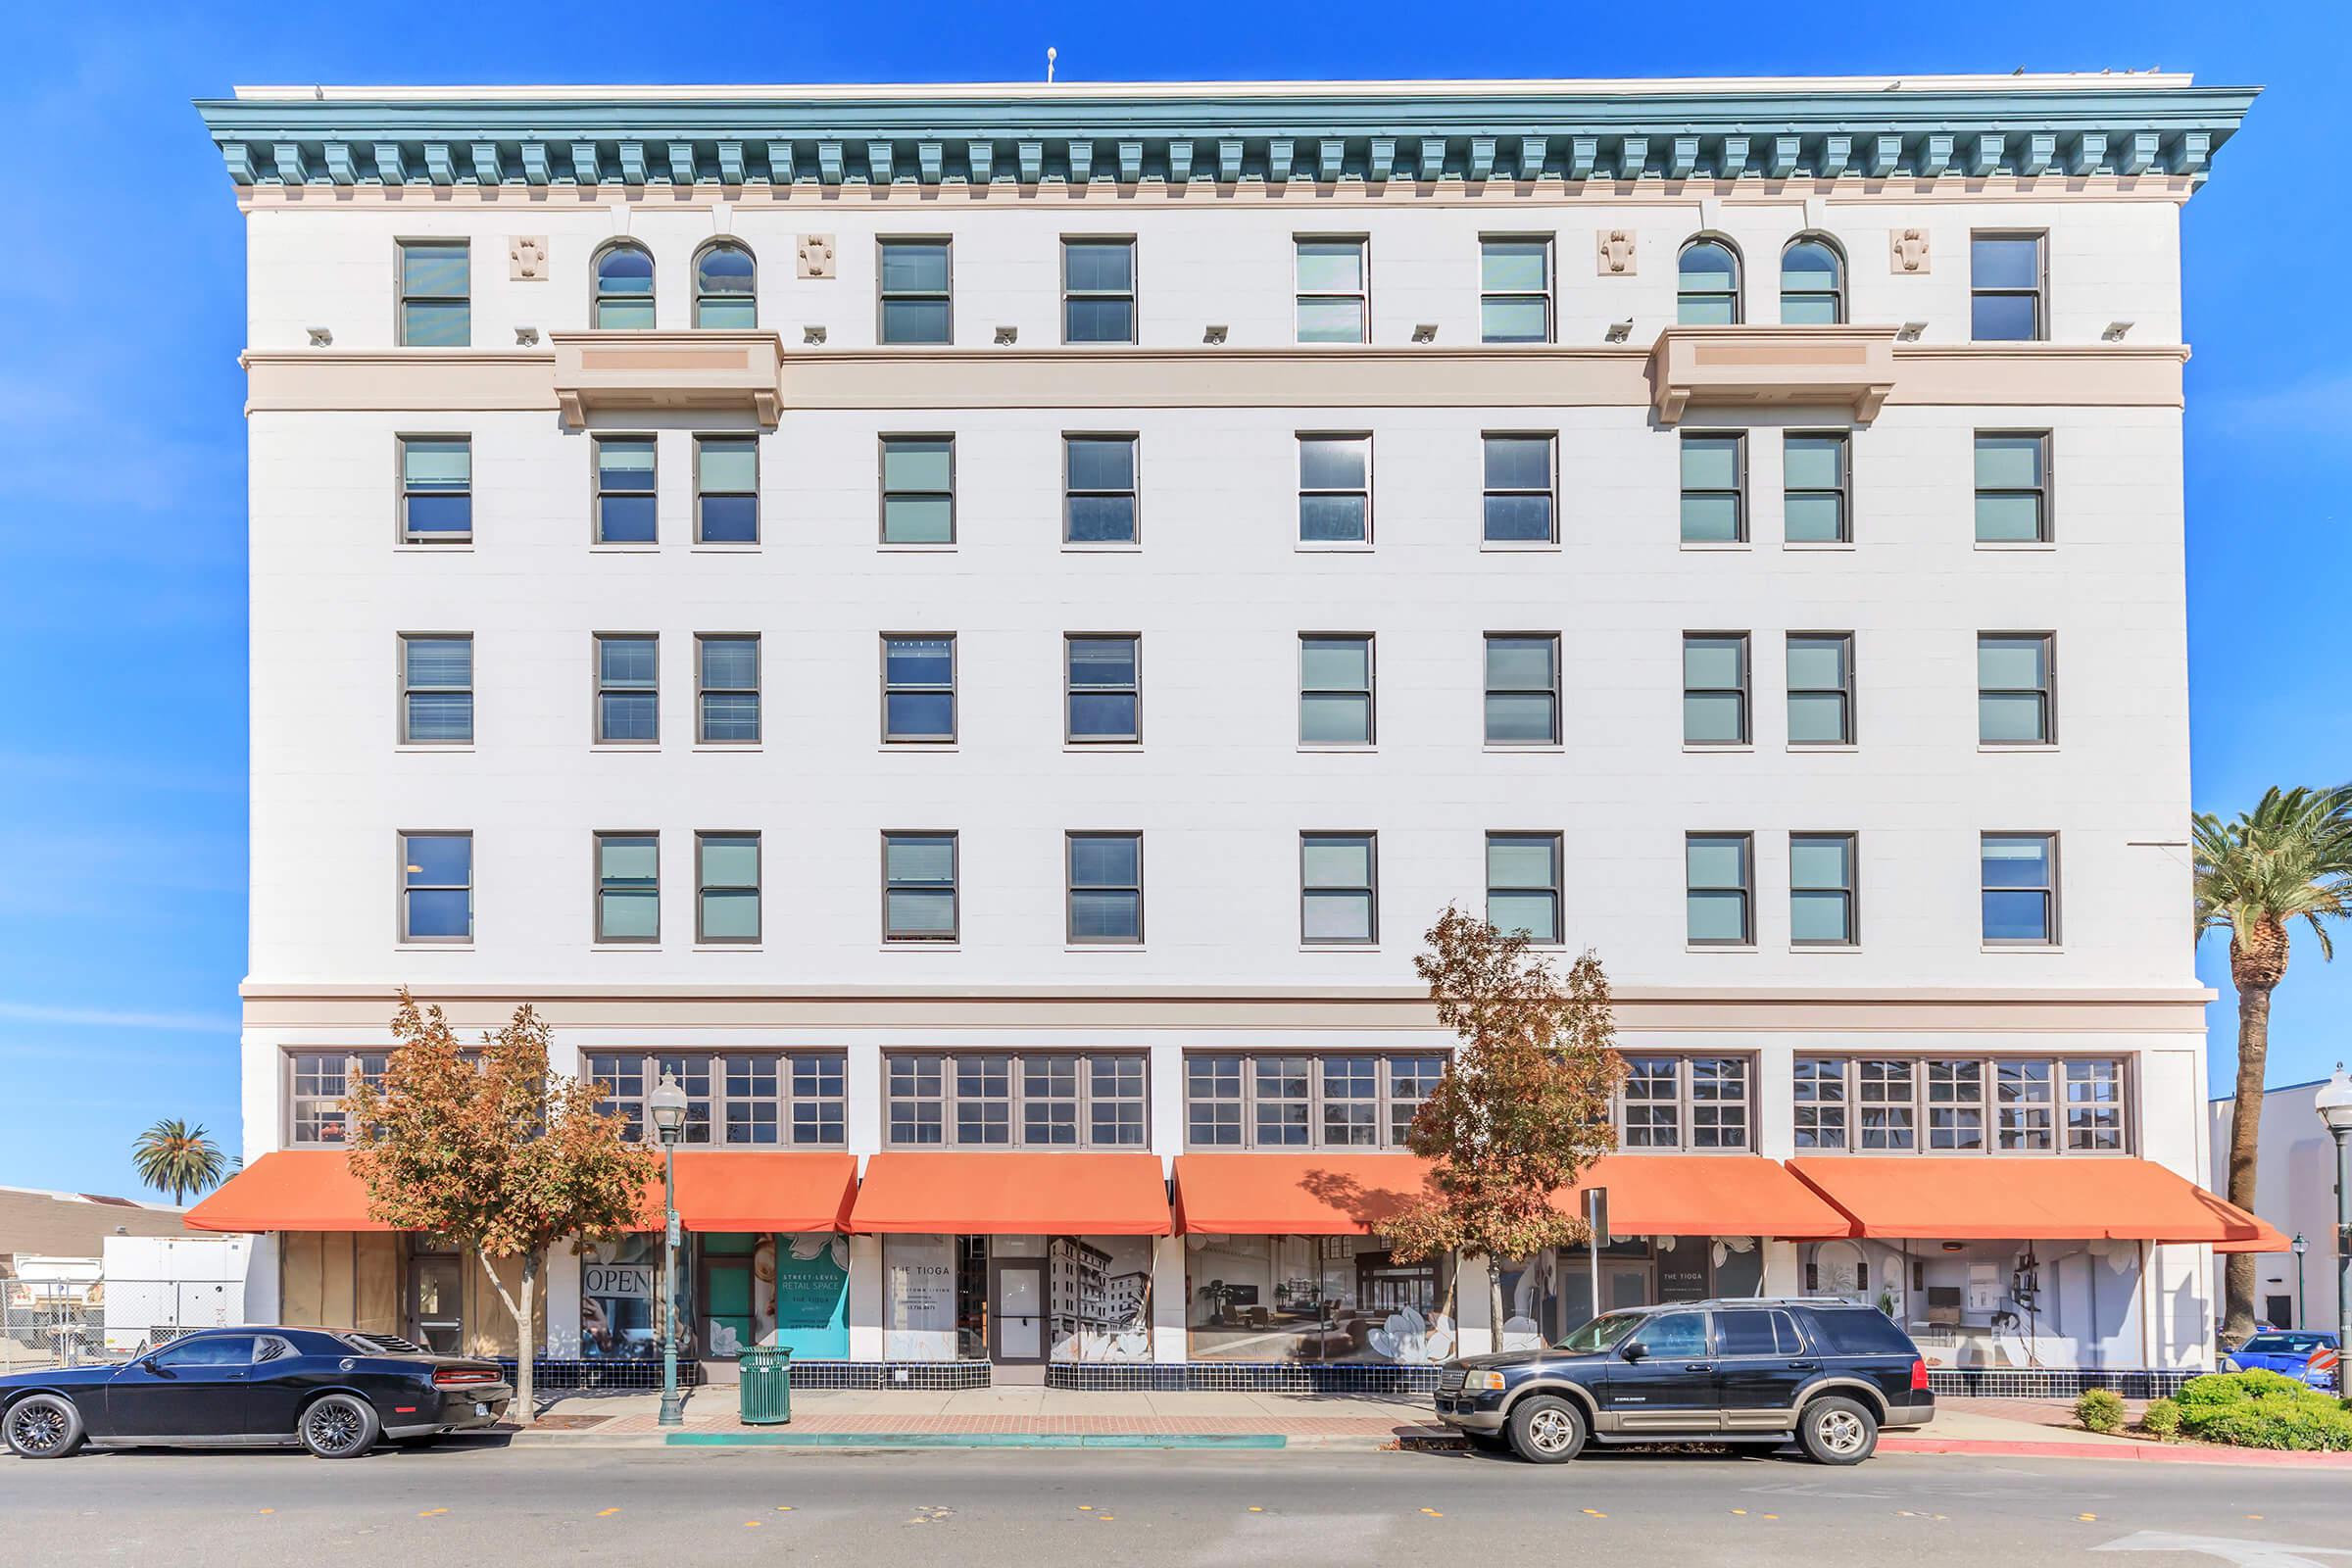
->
[194,80,2257,189]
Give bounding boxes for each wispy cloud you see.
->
[0,1002,238,1033]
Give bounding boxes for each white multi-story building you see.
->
[190,73,2270,1391]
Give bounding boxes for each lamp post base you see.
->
[658,1389,685,1428]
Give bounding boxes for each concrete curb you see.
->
[1880,1435,2352,1470]
[507,1427,1418,1453]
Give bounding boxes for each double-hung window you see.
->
[1298,434,1371,543]
[1677,238,1741,324]
[1780,237,1844,324]
[1975,432,2051,543]
[695,437,758,544]
[593,242,655,329]
[1479,237,1552,343]
[1686,833,1753,946]
[1784,432,1849,543]
[696,635,760,745]
[884,832,958,942]
[399,634,472,744]
[399,437,471,545]
[1789,832,1858,946]
[1982,833,2058,945]
[1971,232,2045,342]
[693,241,757,328]
[1979,633,2055,744]
[1787,633,1854,745]
[1796,1055,2124,1153]
[589,1050,846,1146]
[1683,633,1750,745]
[288,1053,388,1146]
[1296,237,1368,343]
[1482,434,1556,544]
[881,635,955,743]
[878,238,952,343]
[1680,432,1745,543]
[1064,435,1138,544]
[695,832,760,944]
[886,1050,1147,1148]
[594,436,657,544]
[594,634,659,744]
[1298,635,1373,745]
[1184,1052,1450,1150]
[594,831,660,944]
[1300,832,1377,945]
[1066,831,1144,944]
[1484,634,1560,745]
[396,240,469,346]
[1487,832,1562,944]
[1618,1054,1752,1150]
[400,832,471,944]
[1927,1058,1987,1150]
[881,436,955,544]
[1065,635,1140,743]
[1062,238,1136,343]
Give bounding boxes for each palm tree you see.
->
[2195,785,2352,1340]
[131,1118,226,1205]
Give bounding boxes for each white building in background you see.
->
[2210,1079,2337,1331]
[189,72,2267,1390]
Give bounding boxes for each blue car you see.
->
[2221,1330,2341,1390]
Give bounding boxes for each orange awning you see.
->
[850,1153,1171,1235]
[187,1150,858,1235]
[1171,1152,1852,1238]
[1788,1156,2292,1249]
[185,1151,389,1233]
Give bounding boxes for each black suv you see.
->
[1434,1298,1933,1464]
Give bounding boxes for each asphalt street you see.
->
[3,1441,2346,1566]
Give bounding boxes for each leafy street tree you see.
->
[345,992,657,1423]
[1378,906,1626,1340]
[2195,785,2352,1340]
[131,1118,226,1204]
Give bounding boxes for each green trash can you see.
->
[738,1345,793,1425]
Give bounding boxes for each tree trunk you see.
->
[477,1249,539,1427]
[2223,969,2277,1344]
[1488,1259,1506,1357]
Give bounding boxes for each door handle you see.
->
[1788,1361,1820,1371]
[225,1371,248,1380]
[1684,1362,1713,1372]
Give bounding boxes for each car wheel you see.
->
[299,1394,380,1459]
[1797,1396,1879,1465]
[1505,1396,1588,1463]
[4,1394,84,1459]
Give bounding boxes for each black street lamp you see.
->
[2292,1232,2308,1330]
[647,1070,689,1429]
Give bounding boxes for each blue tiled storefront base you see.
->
[1047,1362,1447,1395]
[1925,1367,2193,1400]
[497,1357,707,1391]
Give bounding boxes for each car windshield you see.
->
[1554,1312,1642,1353]
[2244,1334,2326,1353]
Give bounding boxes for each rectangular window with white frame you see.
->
[696,635,760,745]
[1618,1054,1753,1151]
[1065,635,1140,744]
[588,1050,846,1146]
[1480,236,1552,343]
[399,634,472,745]
[695,436,759,545]
[1295,237,1367,343]
[1066,831,1144,944]
[1970,231,2046,342]
[1298,434,1371,544]
[881,436,955,544]
[287,1052,388,1146]
[1484,633,1560,746]
[1793,1054,2125,1153]
[1064,434,1138,544]
[1486,831,1562,945]
[398,436,471,545]
[396,239,469,347]
[400,831,471,944]
[1680,432,1746,544]
[884,832,958,943]
[594,435,656,545]
[1979,633,2055,745]
[695,832,760,945]
[1789,832,1857,947]
[881,634,955,743]
[1975,432,2051,543]
[1982,832,2058,946]
[1684,633,1750,745]
[1786,632,1854,746]
[1062,238,1137,344]
[594,831,660,944]
[878,238,952,344]
[886,1050,1147,1149]
[1482,433,1556,544]
[1686,832,1753,946]
[1183,1051,1450,1150]
[1300,832,1377,946]
[594,634,659,745]
[1298,634,1374,746]
[1783,431,1849,544]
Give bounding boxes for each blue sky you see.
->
[1,3,2344,1200]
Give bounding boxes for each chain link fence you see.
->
[2,1279,247,1372]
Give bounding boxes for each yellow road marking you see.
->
[418,1508,448,1518]
[775,1505,793,1512]
[1248,1506,1263,1512]
[1732,1508,1747,1515]
[1582,1508,1606,1517]
[1078,1504,1093,1510]
[1762,1513,1780,1521]
[2078,1514,2099,1523]
[744,1521,761,1529]
[258,1509,274,1516]
[596,1508,620,1517]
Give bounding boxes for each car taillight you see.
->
[1908,1358,1930,1392]
[433,1367,500,1389]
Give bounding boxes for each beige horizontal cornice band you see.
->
[238,981,2215,1034]
[243,340,2187,416]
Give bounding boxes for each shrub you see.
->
[2174,1370,2352,1450]
[2139,1397,2181,1440]
[2076,1388,2127,1434]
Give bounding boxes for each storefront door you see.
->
[409,1254,463,1352]
[989,1257,1047,1364]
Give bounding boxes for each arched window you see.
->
[694,240,757,329]
[1677,238,1741,326]
[593,241,656,330]
[1781,236,1845,325]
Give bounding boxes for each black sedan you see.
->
[1,1326,511,1459]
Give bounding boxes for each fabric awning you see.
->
[1170,1152,1852,1238]
[849,1152,1171,1235]
[1788,1156,2292,1249]
[185,1152,389,1233]
[187,1150,859,1235]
